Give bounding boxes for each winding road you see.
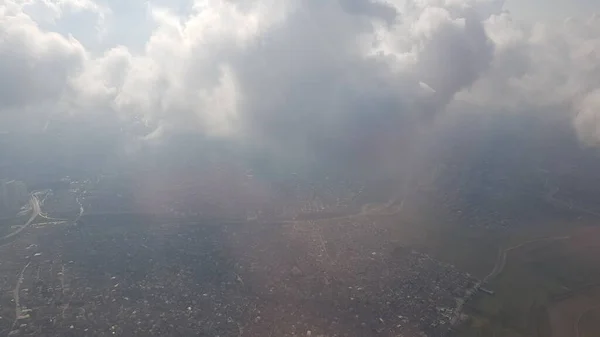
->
[74,195,84,223]
[483,236,571,285]
[574,305,600,337]
[449,235,571,329]
[279,197,404,225]
[0,194,41,244]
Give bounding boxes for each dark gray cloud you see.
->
[340,0,399,24]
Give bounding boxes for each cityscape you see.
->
[2,0,600,336]
[0,170,481,337]
[0,143,597,337]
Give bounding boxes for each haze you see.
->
[2,1,600,336]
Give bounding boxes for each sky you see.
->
[1,0,600,175]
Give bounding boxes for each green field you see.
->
[453,221,600,337]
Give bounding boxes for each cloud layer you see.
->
[1,0,600,162]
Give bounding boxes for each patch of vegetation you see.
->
[457,226,600,337]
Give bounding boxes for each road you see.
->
[74,195,84,223]
[279,198,405,225]
[483,236,571,285]
[0,194,41,244]
[9,261,31,333]
[448,235,571,330]
[545,187,600,218]
[574,305,600,337]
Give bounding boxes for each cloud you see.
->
[1,0,600,166]
[457,12,600,144]
[0,2,86,128]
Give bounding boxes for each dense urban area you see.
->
[2,138,600,337]
[3,105,600,337]
[0,168,485,337]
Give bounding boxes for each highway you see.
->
[449,235,571,330]
[0,194,41,244]
[278,197,405,225]
[575,305,600,337]
[74,195,84,223]
[483,235,571,285]
[545,187,600,218]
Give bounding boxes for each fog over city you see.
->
[3,1,600,337]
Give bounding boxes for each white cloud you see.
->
[12,0,109,29]
[1,0,600,152]
[456,12,600,144]
[0,3,85,117]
